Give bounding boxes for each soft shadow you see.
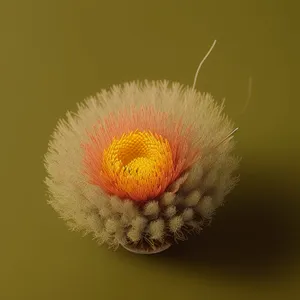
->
[150,164,299,280]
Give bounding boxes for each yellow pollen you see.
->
[102,130,174,201]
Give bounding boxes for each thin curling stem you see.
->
[192,40,217,90]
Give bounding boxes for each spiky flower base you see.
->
[44,81,239,253]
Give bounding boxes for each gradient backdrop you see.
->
[1,1,299,299]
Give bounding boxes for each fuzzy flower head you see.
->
[45,80,239,253]
[83,105,199,202]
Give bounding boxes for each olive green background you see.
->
[1,1,299,299]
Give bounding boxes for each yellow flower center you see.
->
[102,130,174,201]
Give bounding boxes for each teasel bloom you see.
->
[44,43,239,254]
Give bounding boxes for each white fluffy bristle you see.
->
[164,205,177,218]
[123,199,139,219]
[148,219,165,240]
[195,196,214,218]
[202,170,218,191]
[131,216,148,231]
[169,216,184,233]
[143,201,160,218]
[182,164,203,193]
[186,220,202,233]
[182,208,194,221]
[109,196,124,213]
[105,218,119,234]
[115,230,126,245]
[127,228,142,243]
[183,190,202,207]
[167,173,189,193]
[98,231,112,244]
[98,206,111,218]
[86,214,103,234]
[161,192,176,206]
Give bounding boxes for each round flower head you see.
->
[45,80,239,252]
[44,42,240,253]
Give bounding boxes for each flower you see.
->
[44,80,239,252]
[83,105,199,202]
